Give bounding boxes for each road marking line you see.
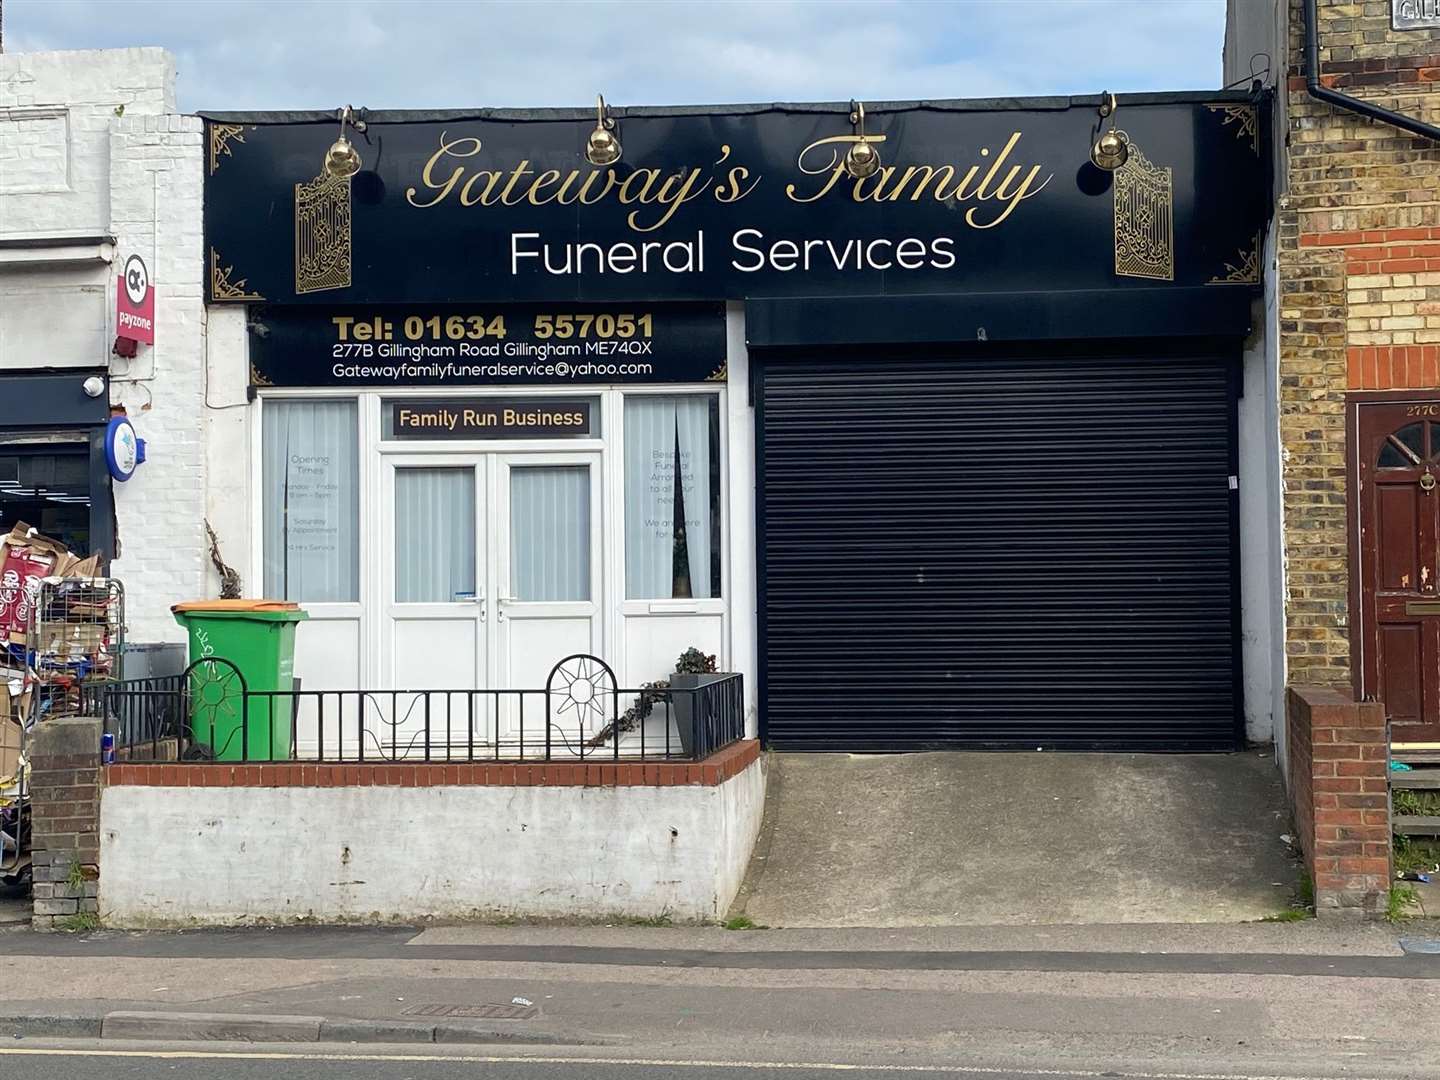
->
[0,1046,1392,1080]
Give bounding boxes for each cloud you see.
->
[6,0,1225,112]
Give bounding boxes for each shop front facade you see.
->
[227,305,747,748]
[200,91,1273,753]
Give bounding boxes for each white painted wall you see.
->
[99,759,766,926]
[0,49,205,646]
[107,110,207,644]
[724,303,759,737]
[202,305,253,598]
[0,264,111,369]
[0,49,174,245]
[1225,1,1289,765]
[1238,222,1285,748]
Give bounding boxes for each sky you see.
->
[5,0,1231,113]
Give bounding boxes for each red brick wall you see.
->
[1286,686,1390,916]
[28,718,104,929]
[106,738,760,789]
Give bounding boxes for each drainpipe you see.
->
[1303,0,1440,141]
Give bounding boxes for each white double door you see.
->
[380,451,601,751]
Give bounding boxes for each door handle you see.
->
[496,595,517,621]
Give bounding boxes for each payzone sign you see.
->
[117,253,155,344]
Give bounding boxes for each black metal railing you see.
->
[102,654,745,765]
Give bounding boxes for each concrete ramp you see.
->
[730,751,1298,927]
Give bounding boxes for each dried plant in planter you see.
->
[675,647,717,675]
[582,647,717,748]
[583,679,667,749]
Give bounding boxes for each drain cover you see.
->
[402,1002,539,1020]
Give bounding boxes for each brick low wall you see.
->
[1285,687,1390,918]
[97,740,765,927]
[104,738,760,790]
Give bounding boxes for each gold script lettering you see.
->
[964,133,1051,229]
[783,130,1050,227]
[406,132,484,208]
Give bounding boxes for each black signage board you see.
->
[387,398,592,438]
[204,93,1270,306]
[248,302,726,386]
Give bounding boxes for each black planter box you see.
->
[669,673,730,758]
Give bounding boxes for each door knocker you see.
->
[1422,472,1436,492]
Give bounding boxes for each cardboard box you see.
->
[41,622,110,657]
[0,683,21,782]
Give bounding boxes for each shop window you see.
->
[262,401,359,602]
[0,447,91,554]
[624,395,721,599]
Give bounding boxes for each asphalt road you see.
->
[0,1047,1403,1080]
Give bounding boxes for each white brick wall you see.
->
[0,48,174,240]
[108,111,208,644]
[0,49,206,645]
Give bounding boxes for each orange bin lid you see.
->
[171,600,302,613]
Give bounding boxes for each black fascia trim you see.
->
[0,371,110,428]
[196,89,1257,127]
[745,288,1253,349]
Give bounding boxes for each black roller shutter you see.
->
[758,349,1239,752]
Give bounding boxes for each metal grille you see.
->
[758,350,1238,752]
[402,1002,538,1019]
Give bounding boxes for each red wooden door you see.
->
[1357,403,1440,744]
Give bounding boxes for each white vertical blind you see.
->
[394,467,476,603]
[262,400,359,602]
[624,396,717,599]
[510,465,589,601]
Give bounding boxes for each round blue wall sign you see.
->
[105,416,142,482]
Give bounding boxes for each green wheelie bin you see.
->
[171,601,308,762]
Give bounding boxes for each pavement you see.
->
[0,920,1438,1077]
[0,1052,1371,1080]
[732,751,1299,927]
